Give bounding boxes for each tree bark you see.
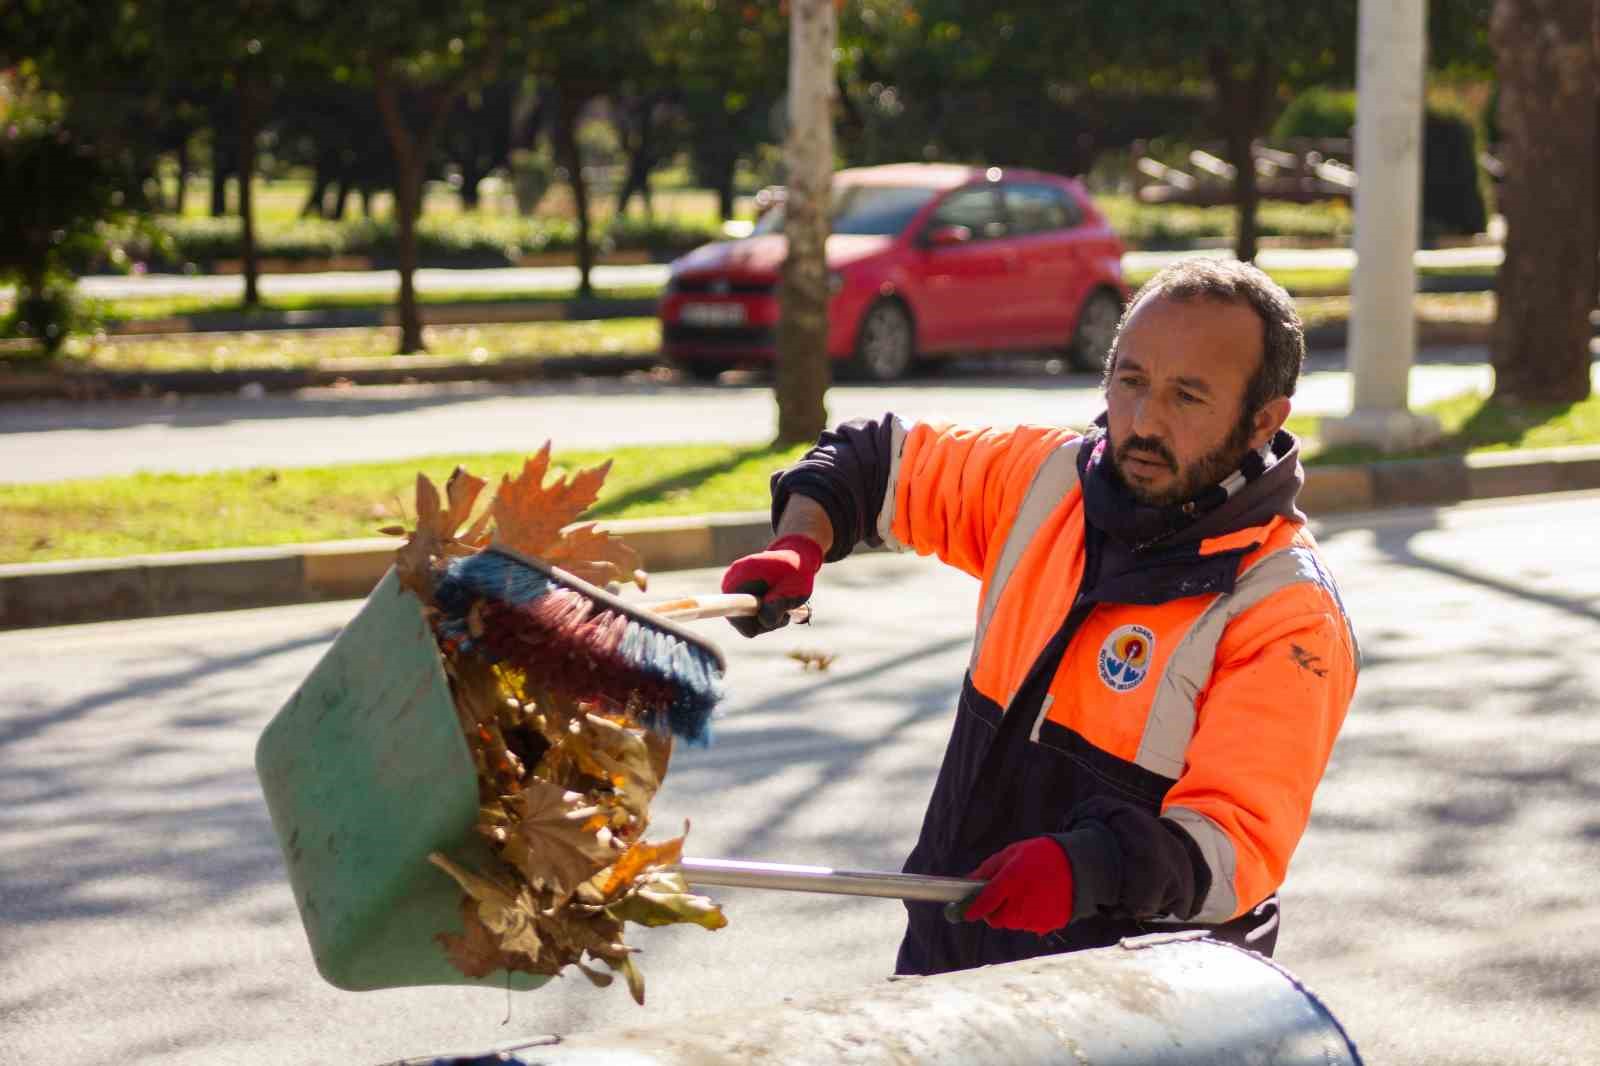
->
[555,91,596,300]
[1489,0,1598,404]
[1208,48,1272,265]
[775,0,835,445]
[237,70,265,308]
[173,138,190,216]
[373,62,428,354]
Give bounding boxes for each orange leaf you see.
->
[590,832,686,901]
[443,466,488,538]
[492,444,612,559]
[545,523,646,590]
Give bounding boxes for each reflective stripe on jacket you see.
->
[775,414,1358,975]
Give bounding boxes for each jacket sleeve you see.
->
[1053,584,1358,923]
[772,413,1076,577]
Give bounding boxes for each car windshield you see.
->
[751,184,940,237]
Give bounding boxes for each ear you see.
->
[1247,396,1292,451]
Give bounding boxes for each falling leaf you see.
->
[491,443,612,559]
[788,648,837,672]
[499,779,617,901]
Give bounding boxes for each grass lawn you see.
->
[19,318,658,373]
[3,389,1597,565]
[83,285,664,325]
[0,442,811,564]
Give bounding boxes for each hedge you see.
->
[79,213,726,273]
[1272,87,1490,237]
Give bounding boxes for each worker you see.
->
[719,258,1359,975]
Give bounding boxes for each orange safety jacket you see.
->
[774,414,1358,975]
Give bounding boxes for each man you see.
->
[720,258,1359,975]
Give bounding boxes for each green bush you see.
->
[1098,195,1353,246]
[0,107,122,353]
[1272,88,1490,237]
[85,211,724,272]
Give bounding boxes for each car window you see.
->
[1002,183,1081,234]
[750,184,939,237]
[928,186,1007,240]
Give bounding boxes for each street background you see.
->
[3,492,1598,1066]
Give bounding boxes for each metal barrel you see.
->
[393,935,1362,1066]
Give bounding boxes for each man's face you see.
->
[1103,294,1275,507]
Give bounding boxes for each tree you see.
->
[0,98,121,354]
[314,2,538,352]
[1488,0,1597,405]
[775,0,836,445]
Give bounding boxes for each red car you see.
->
[659,163,1128,381]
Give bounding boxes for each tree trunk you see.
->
[173,138,190,216]
[373,67,428,354]
[1208,49,1271,265]
[210,159,230,217]
[775,0,836,445]
[331,179,351,221]
[302,160,331,218]
[1489,0,1597,404]
[556,92,596,300]
[237,72,264,308]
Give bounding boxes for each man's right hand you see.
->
[719,534,825,638]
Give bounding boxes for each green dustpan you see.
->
[255,567,548,992]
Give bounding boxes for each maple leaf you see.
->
[393,467,491,598]
[567,713,662,827]
[428,854,546,959]
[499,779,617,901]
[491,443,612,559]
[606,870,728,932]
[436,897,543,979]
[543,523,647,591]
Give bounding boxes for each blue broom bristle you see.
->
[430,550,725,744]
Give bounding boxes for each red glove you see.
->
[720,534,824,638]
[963,837,1075,934]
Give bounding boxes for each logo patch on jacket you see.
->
[1098,624,1156,692]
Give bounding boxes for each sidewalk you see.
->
[5,443,1599,630]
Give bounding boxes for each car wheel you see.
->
[1067,289,1122,373]
[850,300,916,382]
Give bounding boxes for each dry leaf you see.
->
[499,780,617,901]
[588,832,686,901]
[544,523,647,591]
[428,854,546,959]
[606,870,729,932]
[435,897,546,979]
[491,443,612,559]
[788,649,837,672]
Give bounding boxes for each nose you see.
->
[1128,392,1168,442]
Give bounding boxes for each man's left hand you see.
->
[963,837,1075,934]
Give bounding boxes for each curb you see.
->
[5,447,1600,632]
[104,296,659,337]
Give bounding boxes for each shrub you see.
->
[0,108,122,353]
[1272,87,1490,238]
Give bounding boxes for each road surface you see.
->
[2,491,1597,1064]
[1,348,1538,484]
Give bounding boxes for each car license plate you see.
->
[680,301,747,327]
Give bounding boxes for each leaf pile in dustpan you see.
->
[382,445,726,1004]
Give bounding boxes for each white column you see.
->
[1324,0,1442,452]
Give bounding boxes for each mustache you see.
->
[1114,435,1177,472]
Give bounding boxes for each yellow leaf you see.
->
[606,870,728,932]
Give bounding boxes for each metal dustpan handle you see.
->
[674,856,981,905]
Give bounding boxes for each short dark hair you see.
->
[1106,258,1305,417]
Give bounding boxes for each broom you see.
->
[428,543,806,744]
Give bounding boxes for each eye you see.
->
[1177,390,1204,405]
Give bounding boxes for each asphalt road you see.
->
[0,348,1527,484]
[4,242,1499,303]
[2,491,1597,1064]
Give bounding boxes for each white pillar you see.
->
[1324,0,1442,452]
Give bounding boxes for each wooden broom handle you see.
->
[647,593,812,624]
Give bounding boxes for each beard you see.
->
[1110,408,1257,508]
